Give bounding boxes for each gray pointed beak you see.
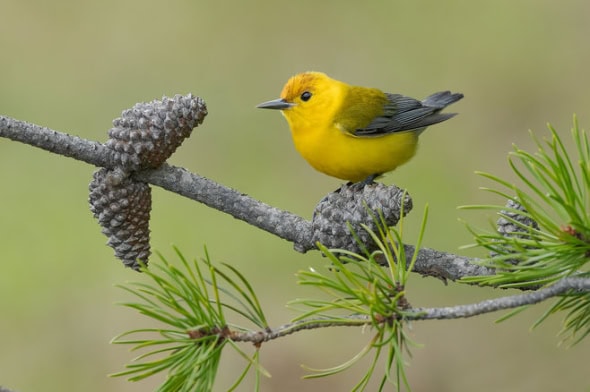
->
[256,98,295,110]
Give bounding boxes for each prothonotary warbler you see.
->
[257,72,463,183]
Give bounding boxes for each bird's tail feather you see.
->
[422,91,464,109]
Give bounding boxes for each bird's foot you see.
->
[347,173,380,191]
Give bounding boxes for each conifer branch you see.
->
[0,113,492,281]
[193,276,590,345]
[412,276,590,319]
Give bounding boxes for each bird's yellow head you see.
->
[257,71,346,130]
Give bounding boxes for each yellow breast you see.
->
[289,120,419,182]
[278,76,418,182]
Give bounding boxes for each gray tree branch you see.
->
[226,276,590,345]
[0,113,493,281]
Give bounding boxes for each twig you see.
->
[229,315,371,344]
[224,276,590,344]
[135,165,313,247]
[412,276,590,319]
[0,116,110,167]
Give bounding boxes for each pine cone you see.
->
[89,94,207,270]
[496,198,539,236]
[105,94,207,170]
[492,198,540,264]
[89,168,152,270]
[311,182,412,254]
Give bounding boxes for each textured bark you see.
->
[1,105,492,280]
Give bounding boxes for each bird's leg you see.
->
[349,173,380,191]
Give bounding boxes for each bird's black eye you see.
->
[300,91,312,102]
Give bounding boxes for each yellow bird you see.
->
[257,72,463,183]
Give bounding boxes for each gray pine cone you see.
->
[311,182,412,254]
[492,198,540,264]
[105,94,207,170]
[89,168,152,270]
[497,198,539,236]
[90,94,207,270]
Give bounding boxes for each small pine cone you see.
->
[105,94,207,170]
[497,198,539,236]
[492,198,540,264]
[311,183,412,254]
[89,168,152,270]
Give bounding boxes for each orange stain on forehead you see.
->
[280,72,326,101]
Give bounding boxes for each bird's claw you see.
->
[346,173,380,191]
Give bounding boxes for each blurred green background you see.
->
[1,0,589,391]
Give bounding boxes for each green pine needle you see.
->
[291,205,428,391]
[460,117,590,344]
[111,248,268,392]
